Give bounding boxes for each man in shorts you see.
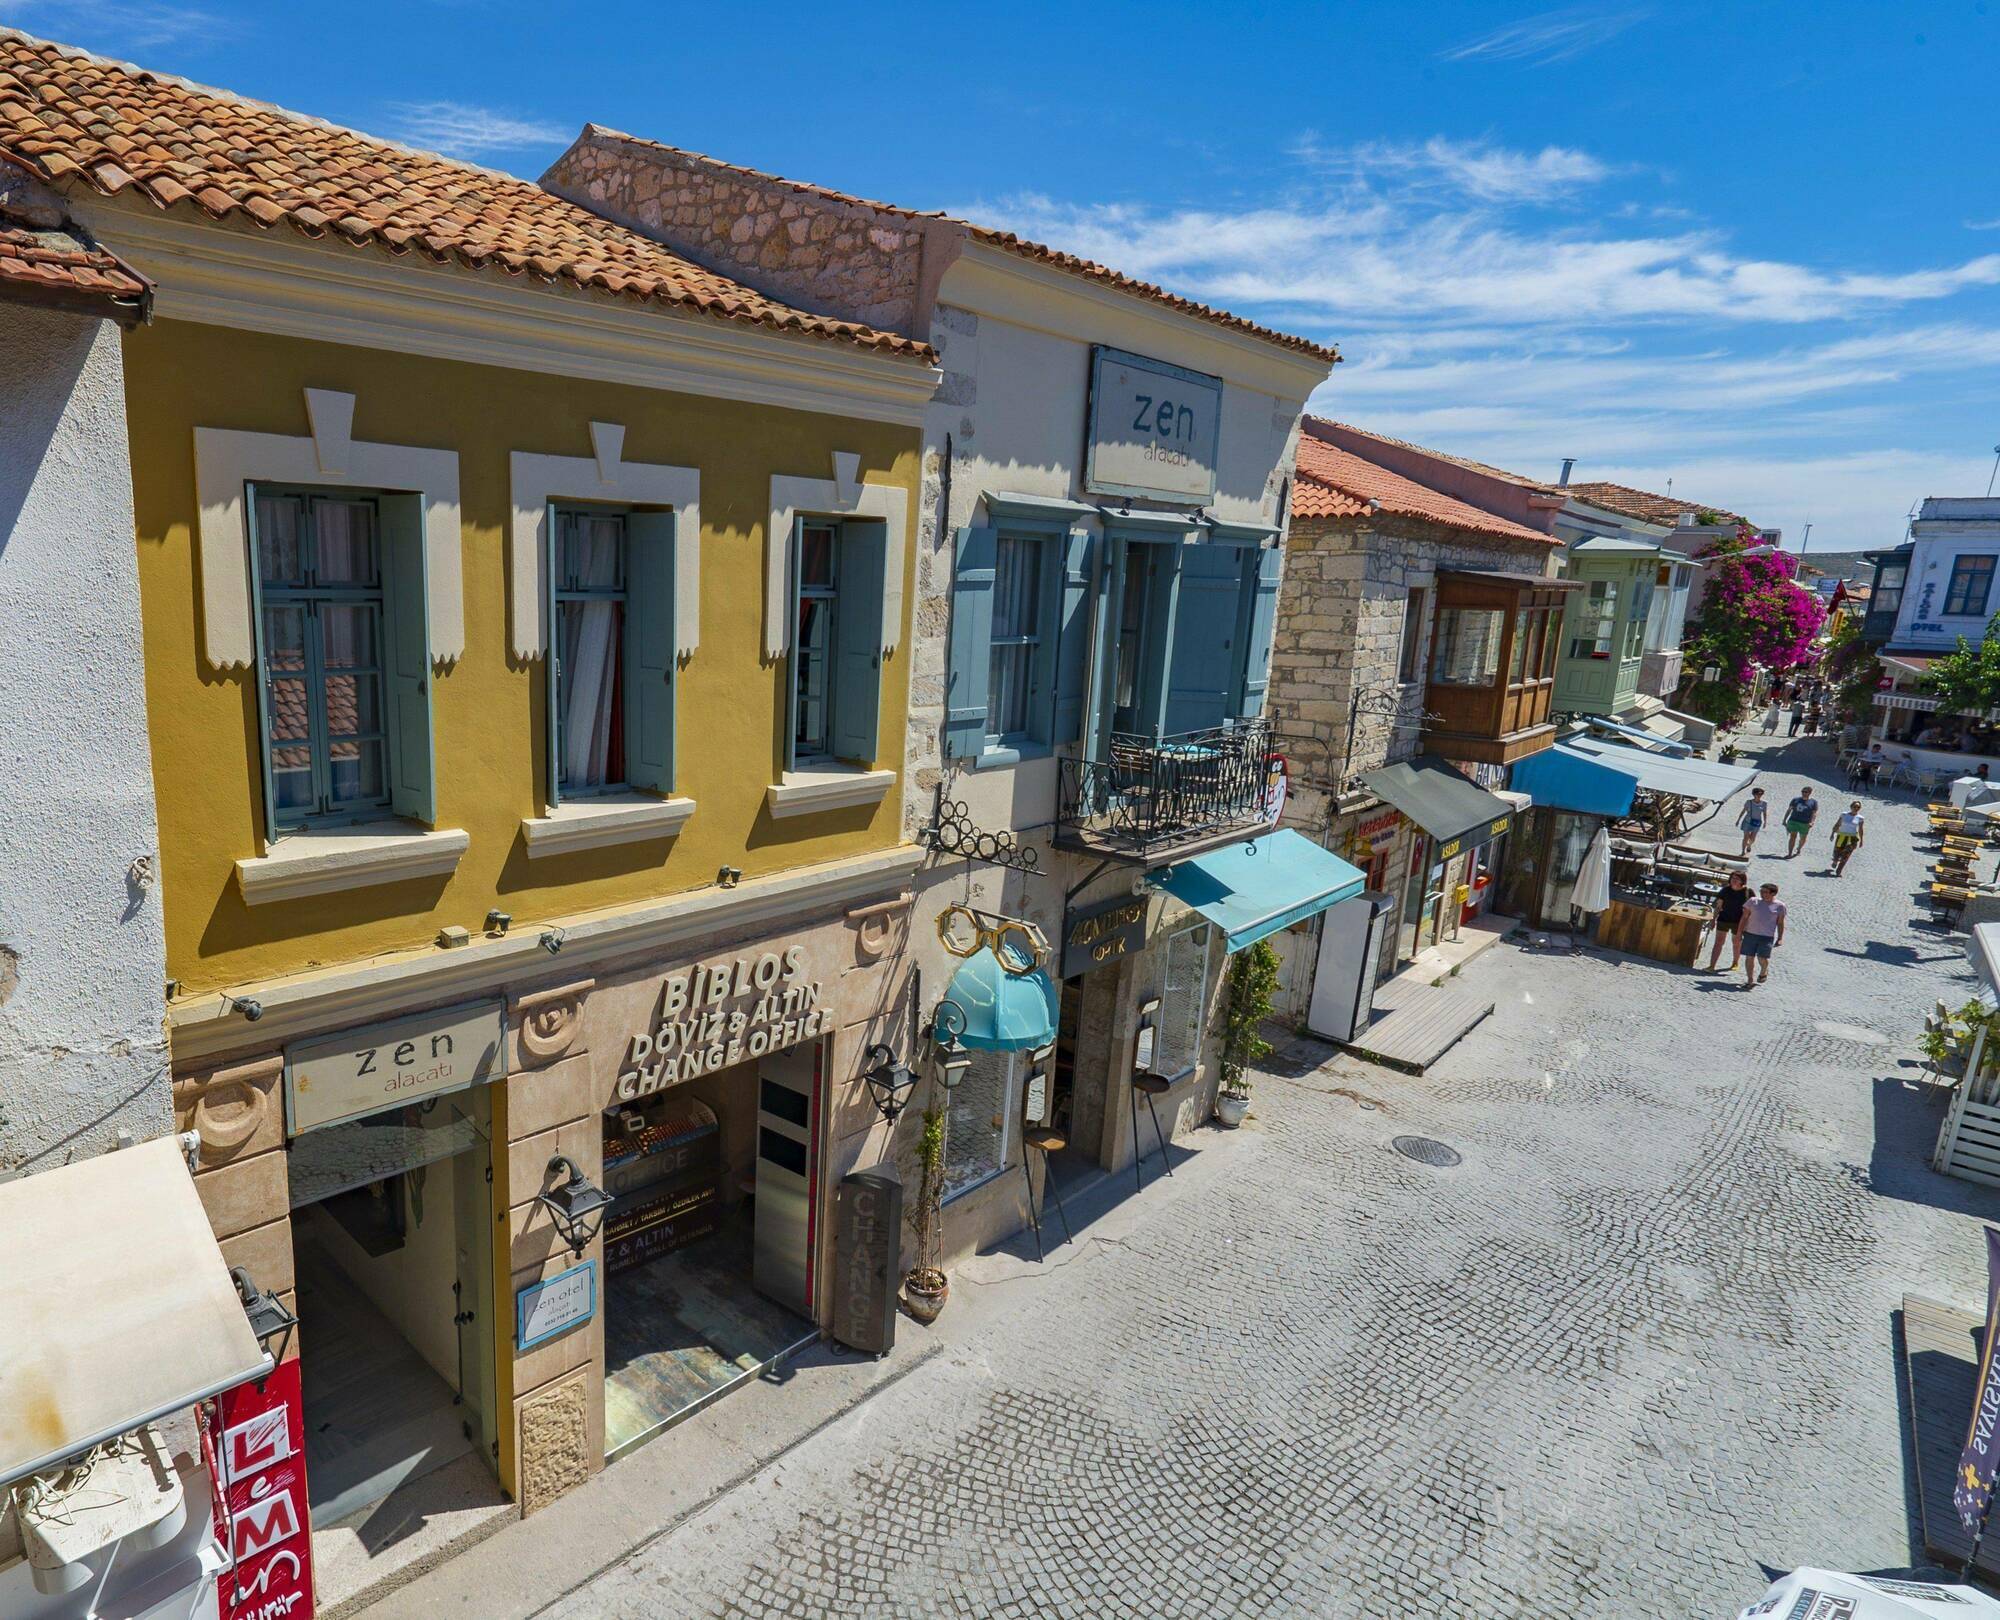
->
[1739,882,1787,987]
[1782,786,1818,857]
[1736,787,1769,857]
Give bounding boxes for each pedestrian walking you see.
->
[1739,882,1787,987]
[1787,697,1806,736]
[1708,870,1751,971]
[1829,801,1866,876]
[1737,786,1770,856]
[1760,700,1781,735]
[1806,703,1824,736]
[1782,785,1819,856]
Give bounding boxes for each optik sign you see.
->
[1084,346,1223,504]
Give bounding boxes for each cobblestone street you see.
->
[559,731,2000,1619]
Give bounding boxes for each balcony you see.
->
[1055,719,1280,865]
[1639,647,1684,698]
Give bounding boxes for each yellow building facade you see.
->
[13,35,941,1605]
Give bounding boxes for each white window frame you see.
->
[1154,922,1214,1082]
[942,1047,1018,1204]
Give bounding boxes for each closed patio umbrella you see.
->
[1572,826,1612,915]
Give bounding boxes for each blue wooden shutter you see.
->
[1163,544,1244,735]
[1049,529,1094,746]
[831,522,885,763]
[626,511,676,793]
[544,504,562,810]
[944,525,996,761]
[382,494,436,824]
[1086,538,1125,755]
[1239,545,1282,718]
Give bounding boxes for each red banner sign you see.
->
[200,1357,315,1620]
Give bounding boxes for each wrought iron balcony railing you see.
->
[1055,719,1280,864]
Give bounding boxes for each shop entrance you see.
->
[286,1086,499,1535]
[601,1042,821,1460]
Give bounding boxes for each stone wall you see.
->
[1269,513,1557,791]
[541,129,935,337]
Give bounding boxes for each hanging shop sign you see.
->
[1084,345,1223,504]
[285,999,503,1136]
[200,1358,315,1620]
[1355,810,1402,852]
[1062,894,1150,978]
[616,948,831,1100]
[516,1261,597,1352]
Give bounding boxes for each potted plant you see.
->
[903,1094,949,1323]
[1215,939,1278,1128]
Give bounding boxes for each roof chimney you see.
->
[1558,457,1575,487]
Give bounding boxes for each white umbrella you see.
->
[1734,1569,2000,1619]
[1572,826,1612,915]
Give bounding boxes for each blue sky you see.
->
[13,0,2000,551]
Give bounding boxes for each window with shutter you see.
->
[788,518,885,769]
[943,1048,1014,1201]
[248,483,433,835]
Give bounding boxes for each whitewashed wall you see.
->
[1895,502,2000,651]
[0,304,170,1178]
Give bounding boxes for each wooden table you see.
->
[1597,896,1709,965]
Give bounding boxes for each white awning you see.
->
[1876,692,1941,713]
[1640,714,1686,742]
[0,1136,268,1488]
[1558,733,1758,800]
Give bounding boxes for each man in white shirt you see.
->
[1739,883,1787,987]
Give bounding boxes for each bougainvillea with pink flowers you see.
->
[1677,525,1829,725]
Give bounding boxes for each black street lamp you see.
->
[861,1043,917,1122]
[536,1155,612,1258]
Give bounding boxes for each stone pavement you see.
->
[389,730,2000,1619]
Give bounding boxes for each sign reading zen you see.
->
[285,999,503,1135]
[1084,345,1223,504]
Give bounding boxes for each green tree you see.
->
[1919,614,2000,717]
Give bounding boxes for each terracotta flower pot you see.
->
[904,1268,948,1324]
[1215,1092,1251,1128]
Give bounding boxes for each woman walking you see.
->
[1737,787,1770,857]
[1760,699,1781,735]
[1830,801,1866,876]
[1708,870,1751,972]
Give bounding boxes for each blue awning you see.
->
[1508,744,1639,818]
[939,947,1057,1052]
[1156,829,1366,954]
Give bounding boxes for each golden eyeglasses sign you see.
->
[935,904,1050,976]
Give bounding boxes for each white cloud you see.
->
[1967,217,2000,231]
[1296,135,1613,203]
[966,192,2000,328]
[383,100,569,160]
[1441,6,1651,66]
[13,0,222,49]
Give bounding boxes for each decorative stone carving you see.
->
[172,1055,283,1165]
[846,893,912,964]
[517,1371,591,1516]
[514,979,593,1066]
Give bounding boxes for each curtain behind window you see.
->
[559,515,624,789]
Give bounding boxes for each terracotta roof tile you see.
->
[0,30,931,361]
[1306,418,1558,493]
[570,128,1339,364]
[1293,435,1558,545]
[1564,480,1745,528]
[0,206,147,316]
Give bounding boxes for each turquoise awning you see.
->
[940,946,1057,1052]
[1157,829,1366,954]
